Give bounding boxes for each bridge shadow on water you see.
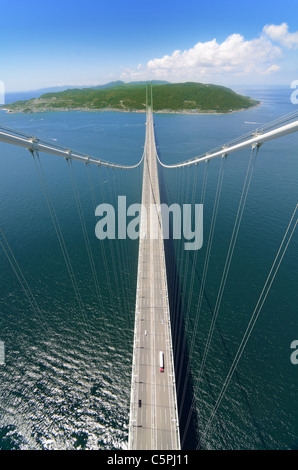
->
[159,168,200,450]
[158,166,268,450]
[186,249,269,449]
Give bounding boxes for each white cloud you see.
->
[263,23,298,49]
[147,34,279,70]
[120,30,283,83]
[261,64,281,75]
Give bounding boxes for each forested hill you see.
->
[3,82,259,114]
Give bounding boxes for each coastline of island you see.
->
[0,81,261,115]
[1,102,261,115]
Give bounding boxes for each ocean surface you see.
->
[0,86,297,450]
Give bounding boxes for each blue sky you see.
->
[1,0,298,91]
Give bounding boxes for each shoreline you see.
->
[0,102,261,116]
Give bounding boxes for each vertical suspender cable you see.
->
[32,151,90,333]
[0,228,53,335]
[67,160,104,321]
[198,145,259,386]
[181,156,226,445]
[95,165,118,326]
[200,203,298,444]
[177,161,209,412]
[176,163,199,388]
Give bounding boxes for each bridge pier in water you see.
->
[128,108,180,450]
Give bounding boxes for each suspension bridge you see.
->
[0,89,297,450]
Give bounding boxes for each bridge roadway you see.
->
[128,109,180,450]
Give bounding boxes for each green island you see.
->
[2,81,260,114]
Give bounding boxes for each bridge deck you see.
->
[128,109,180,450]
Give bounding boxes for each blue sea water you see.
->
[0,86,297,450]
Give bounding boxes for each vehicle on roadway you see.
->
[159,351,164,373]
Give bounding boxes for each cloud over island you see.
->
[120,23,297,83]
